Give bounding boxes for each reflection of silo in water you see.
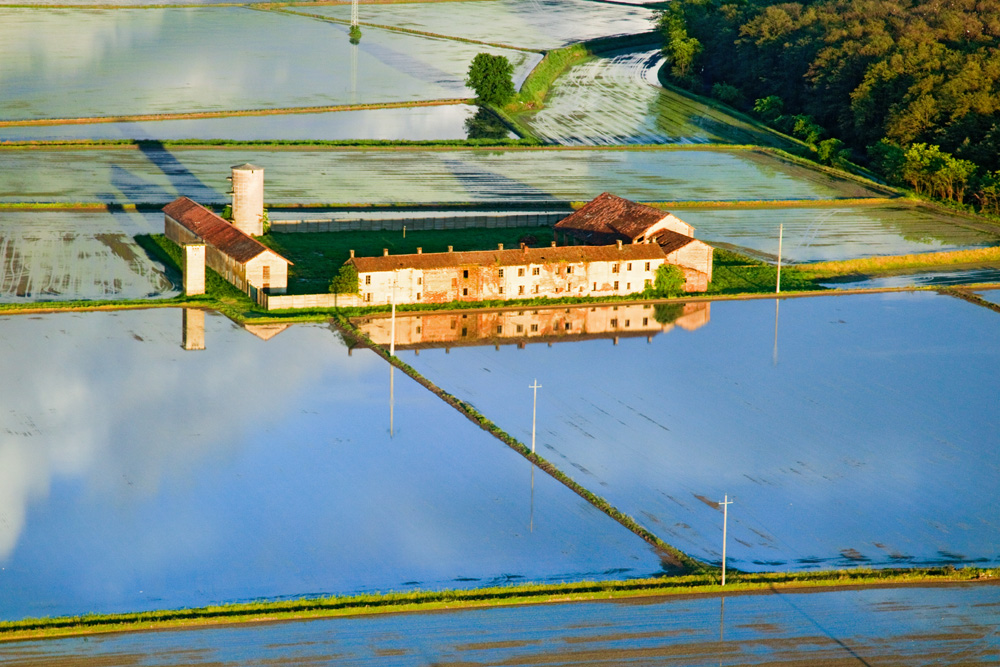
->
[229,163,264,236]
[182,308,205,351]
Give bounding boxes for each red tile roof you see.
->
[162,197,289,265]
[349,243,670,273]
[555,192,672,241]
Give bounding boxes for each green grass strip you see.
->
[1,567,993,642]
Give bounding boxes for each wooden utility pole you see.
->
[529,379,541,454]
[720,495,733,585]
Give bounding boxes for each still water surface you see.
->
[0,147,884,205]
[1,584,996,665]
[402,292,1000,571]
[0,8,537,120]
[0,106,478,142]
[0,309,662,621]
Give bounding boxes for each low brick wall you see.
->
[269,212,568,234]
[260,292,363,310]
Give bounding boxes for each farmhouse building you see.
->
[163,196,291,295]
[551,193,713,290]
[350,240,690,306]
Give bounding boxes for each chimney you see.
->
[498,243,504,250]
[521,243,527,254]
[417,247,422,254]
[551,241,557,247]
[383,248,389,256]
[448,245,453,253]
[349,249,355,258]
[616,239,623,249]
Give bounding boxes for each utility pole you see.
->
[529,379,541,454]
[390,272,397,357]
[776,223,783,293]
[351,0,358,29]
[720,494,733,586]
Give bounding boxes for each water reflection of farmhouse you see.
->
[355,301,710,350]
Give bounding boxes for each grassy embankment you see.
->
[1,567,993,643]
[798,246,1000,280]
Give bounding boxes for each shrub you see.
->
[329,264,359,294]
[349,25,362,44]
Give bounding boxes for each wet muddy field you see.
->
[1,583,996,665]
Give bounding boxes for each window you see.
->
[626,282,630,291]
[417,277,422,285]
[627,263,632,271]
[612,264,619,273]
[416,326,422,333]
[532,267,540,276]
[463,269,469,279]
[518,285,525,295]
[642,317,648,326]
[518,268,525,277]
[417,293,422,301]
[645,262,651,271]
[533,285,539,294]
[462,327,468,336]
[530,324,539,332]
[262,266,270,279]
[625,320,630,327]
[499,286,504,294]
[566,266,573,274]
[450,319,457,330]
[365,293,372,302]
[365,275,371,285]
[610,318,618,327]
[593,282,597,290]
[516,324,524,333]
[564,322,571,330]
[499,268,504,278]
[614,281,619,290]
[462,287,468,296]
[497,325,503,334]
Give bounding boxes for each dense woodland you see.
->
[659,0,1000,213]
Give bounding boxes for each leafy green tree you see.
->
[648,264,686,296]
[658,10,702,78]
[753,96,784,122]
[711,82,743,107]
[466,54,515,106]
[349,25,362,45]
[329,263,359,294]
[817,138,849,165]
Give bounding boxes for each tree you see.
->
[329,264,359,294]
[466,54,515,106]
[658,10,702,79]
[349,24,362,45]
[817,138,849,166]
[646,264,686,297]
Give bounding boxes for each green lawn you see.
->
[259,226,554,294]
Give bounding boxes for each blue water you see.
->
[0,309,662,621]
[402,292,1000,571]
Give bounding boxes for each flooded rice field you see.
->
[680,204,1000,263]
[301,0,655,50]
[0,308,664,621]
[824,268,1000,289]
[0,147,885,206]
[0,8,538,121]
[977,288,1000,305]
[2,583,997,666]
[401,292,1000,572]
[0,210,175,302]
[0,106,478,142]
[522,50,794,147]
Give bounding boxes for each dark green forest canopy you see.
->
[661,0,1000,173]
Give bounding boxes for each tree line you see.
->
[659,0,1000,214]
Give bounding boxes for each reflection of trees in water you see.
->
[465,107,509,141]
[653,302,684,324]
